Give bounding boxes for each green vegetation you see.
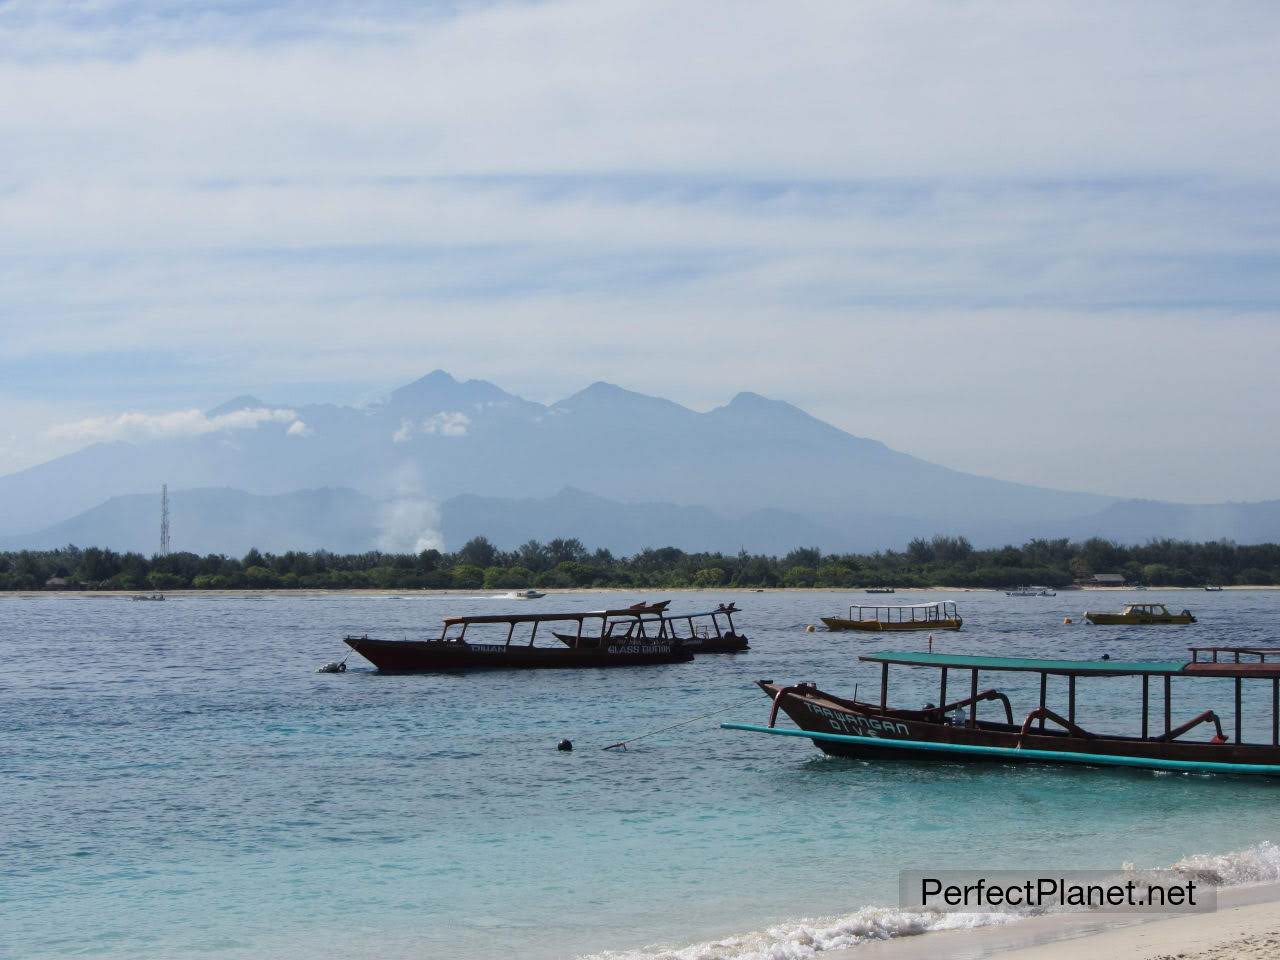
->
[2,536,1279,591]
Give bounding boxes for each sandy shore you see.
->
[824,882,1280,960]
[4,585,1277,599]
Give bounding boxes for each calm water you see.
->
[4,589,1280,960]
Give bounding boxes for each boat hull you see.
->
[345,636,693,672]
[738,681,1280,776]
[820,617,962,632]
[1085,613,1196,625]
[552,630,749,653]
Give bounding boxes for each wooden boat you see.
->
[865,587,895,594]
[131,594,165,601]
[722,646,1280,776]
[1085,603,1196,625]
[1006,586,1056,597]
[344,604,693,672]
[822,601,961,632]
[552,601,748,653]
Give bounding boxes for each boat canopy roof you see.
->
[634,603,739,619]
[862,650,1280,678]
[861,650,1183,676]
[443,602,670,626]
[857,602,955,610]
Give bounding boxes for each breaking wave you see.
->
[580,841,1280,960]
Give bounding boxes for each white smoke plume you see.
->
[375,463,445,553]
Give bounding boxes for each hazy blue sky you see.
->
[2,1,1278,501]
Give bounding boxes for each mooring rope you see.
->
[602,692,763,751]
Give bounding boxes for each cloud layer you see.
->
[2,1,1279,500]
[50,407,305,444]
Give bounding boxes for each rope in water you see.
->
[602,693,763,751]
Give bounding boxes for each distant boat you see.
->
[822,601,961,632]
[865,587,895,594]
[1085,603,1196,625]
[1006,586,1057,597]
[1133,585,1149,591]
[511,589,546,600]
[131,594,166,601]
[1205,585,1224,592]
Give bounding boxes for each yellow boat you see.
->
[821,601,962,632]
[1085,603,1196,625]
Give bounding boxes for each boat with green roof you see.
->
[724,646,1280,776]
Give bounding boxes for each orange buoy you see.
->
[805,624,816,632]
[1063,617,1072,624]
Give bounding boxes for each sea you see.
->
[4,588,1280,960]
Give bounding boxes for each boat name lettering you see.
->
[808,704,909,737]
[606,644,674,655]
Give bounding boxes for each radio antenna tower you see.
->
[160,484,171,555]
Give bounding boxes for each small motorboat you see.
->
[865,587,895,594]
[1205,585,1225,592]
[1085,603,1196,625]
[1006,586,1057,597]
[512,589,546,600]
[131,594,166,601]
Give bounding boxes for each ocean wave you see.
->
[581,841,1280,960]
[578,907,1019,960]
[1167,839,1280,886]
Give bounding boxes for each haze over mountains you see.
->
[2,371,1277,555]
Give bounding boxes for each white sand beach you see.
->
[822,882,1280,960]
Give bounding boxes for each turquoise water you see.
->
[4,589,1280,959]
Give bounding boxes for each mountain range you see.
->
[2,370,1277,555]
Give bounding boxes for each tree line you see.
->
[2,535,1278,591]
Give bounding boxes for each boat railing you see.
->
[1189,646,1280,664]
[924,688,1013,726]
[1016,707,1094,743]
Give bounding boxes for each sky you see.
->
[1,0,1278,502]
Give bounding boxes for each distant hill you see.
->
[2,370,1277,553]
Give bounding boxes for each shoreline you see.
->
[4,584,1278,599]
[826,880,1280,960]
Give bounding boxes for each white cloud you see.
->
[286,419,312,437]
[422,411,470,437]
[48,407,300,444]
[391,412,471,442]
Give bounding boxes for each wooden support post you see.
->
[939,668,948,714]
[529,621,538,647]
[575,619,583,649]
[1235,677,1243,744]
[506,622,516,647]
[880,662,889,709]
[1164,675,1172,735]
[1273,678,1278,747]
[970,669,978,728]
[1068,675,1076,726]
[1141,674,1149,739]
[1039,674,1047,731]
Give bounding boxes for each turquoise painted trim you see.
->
[861,650,1184,675]
[720,722,1280,777]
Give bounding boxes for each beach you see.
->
[820,882,1280,960]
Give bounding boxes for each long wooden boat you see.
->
[552,601,748,653]
[344,603,693,672]
[723,647,1280,776]
[821,601,961,632]
[1085,603,1195,625]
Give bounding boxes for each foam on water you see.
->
[581,907,1018,960]
[583,841,1280,960]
